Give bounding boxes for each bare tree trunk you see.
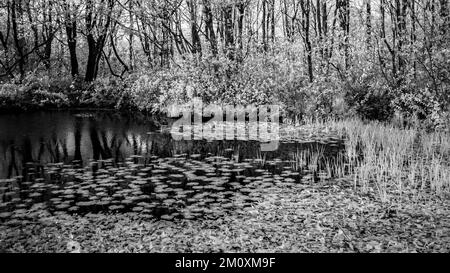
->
[316,0,323,58]
[237,2,246,61]
[410,0,417,78]
[440,0,449,36]
[42,0,54,70]
[270,0,275,44]
[326,0,339,71]
[322,1,328,62]
[396,0,408,86]
[366,0,372,50]
[85,0,97,82]
[128,0,134,70]
[379,0,395,80]
[301,0,313,82]
[262,0,267,51]
[223,4,234,59]
[0,1,12,76]
[11,0,25,78]
[337,0,350,70]
[187,0,201,55]
[283,0,289,39]
[85,0,114,82]
[0,1,10,51]
[203,0,218,56]
[65,12,79,77]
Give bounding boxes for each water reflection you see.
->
[0,111,159,178]
[0,111,345,220]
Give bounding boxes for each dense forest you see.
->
[0,0,449,127]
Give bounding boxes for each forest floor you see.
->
[1,178,449,253]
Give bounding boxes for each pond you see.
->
[0,110,345,221]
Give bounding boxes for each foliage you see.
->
[343,82,394,122]
[1,178,450,253]
[82,78,131,109]
[0,75,70,111]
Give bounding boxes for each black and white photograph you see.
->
[0,0,449,259]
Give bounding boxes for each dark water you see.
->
[0,111,345,221]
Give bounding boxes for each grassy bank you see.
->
[284,119,450,199]
[337,120,450,201]
[331,120,449,201]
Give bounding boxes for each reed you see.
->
[290,144,325,173]
[293,118,450,202]
[338,120,449,202]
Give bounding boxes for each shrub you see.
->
[344,85,394,122]
[81,78,129,109]
[0,83,26,110]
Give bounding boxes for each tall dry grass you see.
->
[291,118,450,202]
[335,119,450,202]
